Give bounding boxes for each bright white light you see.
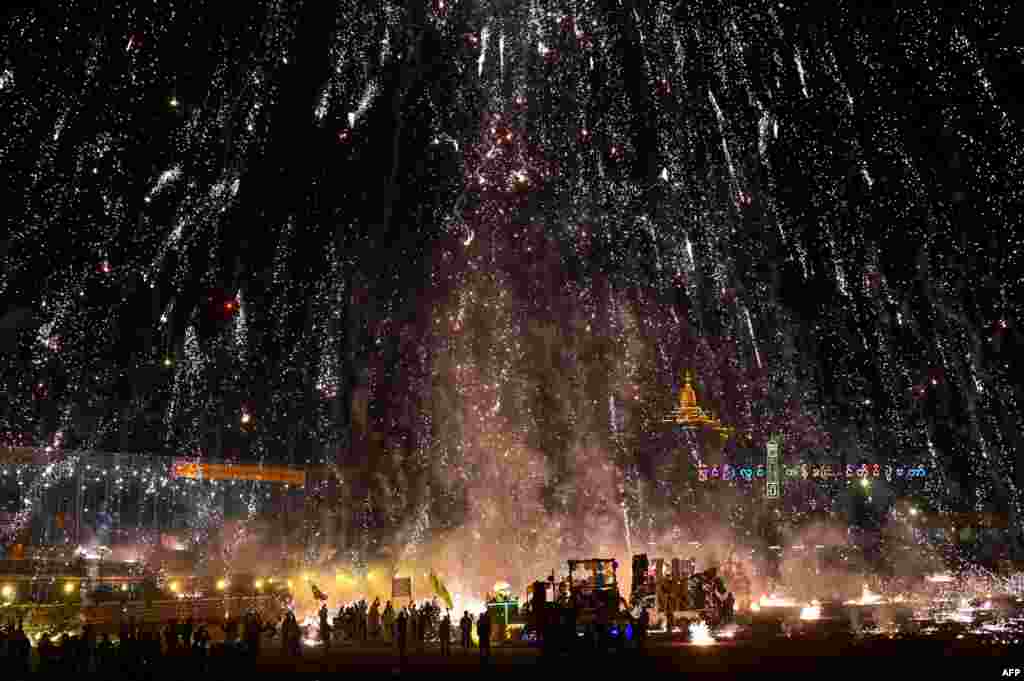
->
[689,621,715,646]
[925,574,954,583]
[758,594,798,608]
[800,602,821,621]
[844,584,883,606]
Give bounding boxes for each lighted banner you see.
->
[171,459,306,486]
[697,462,928,482]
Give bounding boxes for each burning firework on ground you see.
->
[688,621,716,646]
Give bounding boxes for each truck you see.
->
[630,554,733,632]
[518,558,635,650]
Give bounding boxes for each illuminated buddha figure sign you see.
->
[663,370,735,463]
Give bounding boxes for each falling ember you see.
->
[688,621,715,646]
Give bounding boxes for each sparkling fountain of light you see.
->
[689,621,716,646]
[301,614,322,647]
[799,601,821,621]
[845,584,884,606]
[757,594,799,608]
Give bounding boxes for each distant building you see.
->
[0,447,314,555]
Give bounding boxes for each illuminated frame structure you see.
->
[0,448,313,553]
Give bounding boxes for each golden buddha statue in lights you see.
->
[663,370,735,442]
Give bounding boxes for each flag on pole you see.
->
[310,583,328,601]
[430,572,453,611]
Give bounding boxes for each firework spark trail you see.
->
[1,0,1021,579]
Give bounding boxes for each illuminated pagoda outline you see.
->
[662,370,735,443]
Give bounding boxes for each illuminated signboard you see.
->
[171,459,306,486]
[765,438,780,499]
[698,462,928,482]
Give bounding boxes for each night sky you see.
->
[1,1,1023,564]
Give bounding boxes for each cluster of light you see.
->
[844,584,884,606]
[799,601,821,621]
[757,594,799,608]
[688,621,716,646]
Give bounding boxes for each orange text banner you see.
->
[171,460,306,486]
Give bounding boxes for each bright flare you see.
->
[758,594,798,608]
[799,602,821,621]
[689,621,716,646]
[925,574,954,583]
[845,584,883,606]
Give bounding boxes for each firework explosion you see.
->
[0,1,1022,592]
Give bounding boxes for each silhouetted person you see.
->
[460,611,472,648]
[37,632,54,672]
[319,603,331,650]
[182,617,194,649]
[165,621,179,656]
[16,622,32,675]
[418,608,428,650]
[396,609,408,664]
[97,633,114,673]
[192,624,210,672]
[221,614,239,646]
[477,610,491,662]
[637,607,649,651]
[283,612,301,657]
[439,612,451,656]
